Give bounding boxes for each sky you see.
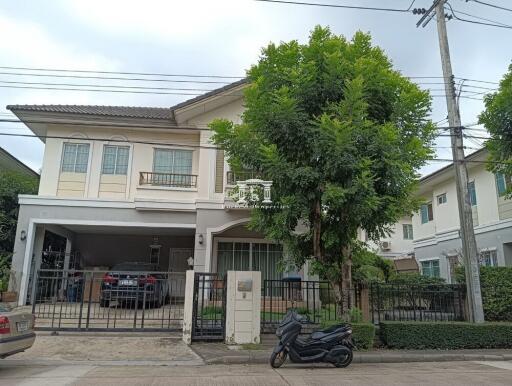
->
[0,0,510,175]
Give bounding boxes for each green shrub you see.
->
[380,321,512,349]
[321,319,376,350]
[456,266,512,321]
[351,323,376,350]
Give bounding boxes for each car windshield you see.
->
[111,263,158,272]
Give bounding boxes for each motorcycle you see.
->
[270,309,354,368]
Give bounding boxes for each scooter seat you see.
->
[310,324,350,340]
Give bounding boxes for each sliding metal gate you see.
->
[191,272,227,341]
[31,269,185,331]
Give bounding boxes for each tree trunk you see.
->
[331,247,353,320]
[312,199,322,261]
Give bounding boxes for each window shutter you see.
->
[215,150,224,193]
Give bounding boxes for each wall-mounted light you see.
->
[20,230,27,241]
[198,234,204,245]
[187,256,194,268]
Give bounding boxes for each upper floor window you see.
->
[153,148,193,175]
[496,173,511,197]
[479,249,498,267]
[102,145,129,175]
[468,181,477,206]
[402,224,413,240]
[421,259,440,278]
[61,143,90,173]
[437,193,447,205]
[420,202,433,224]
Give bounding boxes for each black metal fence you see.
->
[370,283,467,324]
[31,269,186,331]
[191,272,227,341]
[261,279,360,333]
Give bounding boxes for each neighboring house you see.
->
[412,148,512,283]
[360,216,415,259]
[8,80,312,305]
[0,146,39,178]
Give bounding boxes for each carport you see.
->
[25,222,195,332]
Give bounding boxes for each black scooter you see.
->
[270,309,354,368]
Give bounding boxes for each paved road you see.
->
[0,361,511,385]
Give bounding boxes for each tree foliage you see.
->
[479,63,512,195]
[210,27,435,291]
[0,170,38,256]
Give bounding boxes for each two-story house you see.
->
[412,148,512,282]
[8,80,306,306]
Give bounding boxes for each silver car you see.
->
[0,304,35,358]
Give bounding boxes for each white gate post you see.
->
[225,270,261,345]
[182,270,195,344]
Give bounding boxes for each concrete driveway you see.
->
[5,332,202,366]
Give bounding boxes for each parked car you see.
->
[0,304,35,358]
[99,262,168,308]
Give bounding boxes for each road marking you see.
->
[474,361,512,371]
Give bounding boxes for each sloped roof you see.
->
[7,78,247,120]
[6,104,174,120]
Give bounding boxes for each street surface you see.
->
[0,361,511,385]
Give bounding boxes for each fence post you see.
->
[182,270,195,344]
[224,271,261,344]
[359,285,371,323]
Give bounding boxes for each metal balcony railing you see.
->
[139,172,197,188]
[226,171,263,185]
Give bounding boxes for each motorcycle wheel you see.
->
[270,349,288,368]
[334,350,353,368]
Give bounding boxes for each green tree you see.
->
[0,170,38,288]
[210,27,435,312]
[479,63,512,195]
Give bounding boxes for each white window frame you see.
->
[60,142,91,173]
[402,224,413,240]
[420,258,441,278]
[101,145,130,175]
[437,193,447,205]
[152,147,194,175]
[479,248,498,267]
[213,237,284,279]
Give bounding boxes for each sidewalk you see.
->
[191,339,512,365]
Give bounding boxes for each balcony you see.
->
[226,171,263,185]
[139,172,197,188]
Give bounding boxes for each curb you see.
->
[203,352,512,365]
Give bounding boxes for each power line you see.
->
[0,71,235,85]
[446,2,512,29]
[467,0,512,13]
[0,66,243,79]
[254,0,416,12]
[450,4,511,27]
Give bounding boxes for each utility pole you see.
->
[416,0,484,322]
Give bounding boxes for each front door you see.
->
[168,248,193,298]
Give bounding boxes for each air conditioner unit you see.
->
[381,241,391,251]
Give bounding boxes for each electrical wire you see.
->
[446,2,512,29]
[254,0,416,12]
[467,0,512,13]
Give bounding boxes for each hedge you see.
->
[380,321,512,349]
[456,266,512,321]
[322,320,376,350]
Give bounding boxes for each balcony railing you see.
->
[226,171,263,185]
[139,172,197,188]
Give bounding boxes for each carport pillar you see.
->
[63,238,72,270]
[182,270,195,344]
[225,271,261,345]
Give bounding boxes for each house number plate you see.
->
[237,280,252,292]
